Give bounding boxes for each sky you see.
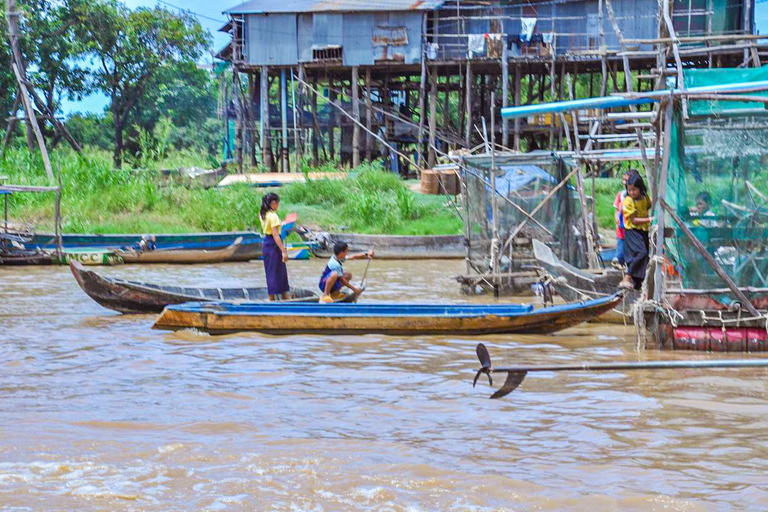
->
[60,1,768,116]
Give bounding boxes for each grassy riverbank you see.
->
[0,147,462,235]
[1,147,624,237]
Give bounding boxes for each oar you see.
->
[358,250,373,291]
[474,343,768,399]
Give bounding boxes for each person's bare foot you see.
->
[618,276,634,290]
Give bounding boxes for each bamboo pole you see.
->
[11,63,54,182]
[653,97,674,304]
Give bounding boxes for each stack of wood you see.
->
[420,165,459,195]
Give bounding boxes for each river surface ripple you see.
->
[2,259,768,511]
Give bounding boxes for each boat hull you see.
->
[153,293,623,335]
[532,239,637,323]
[69,261,345,314]
[305,232,465,260]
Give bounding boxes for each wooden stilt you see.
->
[296,66,304,172]
[465,61,472,148]
[428,65,438,168]
[328,74,336,161]
[514,64,521,151]
[352,66,360,167]
[311,74,319,165]
[280,68,289,172]
[417,29,428,168]
[260,66,271,169]
[501,42,509,148]
[249,72,258,167]
[365,68,372,162]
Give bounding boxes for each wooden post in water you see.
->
[490,91,499,298]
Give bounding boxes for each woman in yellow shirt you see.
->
[619,174,653,290]
[259,192,290,300]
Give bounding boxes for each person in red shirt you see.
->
[613,170,633,266]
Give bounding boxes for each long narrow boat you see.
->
[532,239,637,323]
[152,292,623,335]
[117,237,243,264]
[0,249,53,266]
[69,261,353,314]
[299,229,465,260]
[28,231,264,262]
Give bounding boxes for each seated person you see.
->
[318,242,373,302]
[691,192,718,228]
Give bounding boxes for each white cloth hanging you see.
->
[521,18,537,42]
[542,32,554,44]
[467,34,485,57]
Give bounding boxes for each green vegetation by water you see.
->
[0,147,462,236]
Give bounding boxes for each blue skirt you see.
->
[263,236,289,295]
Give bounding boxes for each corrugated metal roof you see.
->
[224,0,444,14]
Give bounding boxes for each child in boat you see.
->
[619,173,653,290]
[319,241,374,302]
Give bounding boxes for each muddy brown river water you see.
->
[2,259,768,511]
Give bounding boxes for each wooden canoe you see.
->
[0,249,53,265]
[152,292,624,335]
[532,239,637,323]
[299,229,465,260]
[70,260,355,314]
[117,237,243,264]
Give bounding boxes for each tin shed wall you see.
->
[246,13,298,65]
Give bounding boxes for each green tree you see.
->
[80,2,209,167]
[22,0,89,124]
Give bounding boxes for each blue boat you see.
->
[153,292,624,335]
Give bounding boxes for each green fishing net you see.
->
[665,68,768,289]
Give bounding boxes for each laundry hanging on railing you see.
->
[520,18,537,43]
[542,32,554,45]
[486,34,504,58]
[467,34,485,57]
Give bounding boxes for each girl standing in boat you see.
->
[619,174,653,291]
[259,192,290,300]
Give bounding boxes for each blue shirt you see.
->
[326,256,344,276]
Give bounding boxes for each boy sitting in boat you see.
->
[319,242,374,303]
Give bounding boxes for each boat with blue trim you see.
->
[152,292,623,335]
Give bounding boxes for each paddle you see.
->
[474,343,768,399]
[358,250,373,291]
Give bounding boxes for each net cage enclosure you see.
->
[664,67,768,297]
[459,151,590,277]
